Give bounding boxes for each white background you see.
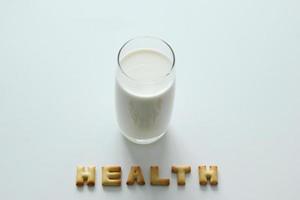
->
[0,0,300,199]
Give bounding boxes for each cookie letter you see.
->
[198,165,218,185]
[102,166,121,186]
[76,165,96,186]
[150,166,169,186]
[171,165,191,185]
[126,166,145,185]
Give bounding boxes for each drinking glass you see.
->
[115,36,175,144]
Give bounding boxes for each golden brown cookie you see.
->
[198,165,218,185]
[171,165,191,185]
[102,165,122,186]
[150,166,170,186]
[126,166,145,185]
[76,165,96,186]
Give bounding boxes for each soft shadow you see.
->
[121,127,174,164]
[76,186,84,192]
[177,184,186,191]
[211,185,219,191]
[101,186,122,192]
[88,186,95,192]
[199,184,219,191]
[76,185,96,192]
[200,185,208,191]
[126,184,147,192]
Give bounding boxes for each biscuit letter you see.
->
[102,166,121,186]
[198,165,218,185]
[76,165,96,186]
[171,165,191,185]
[126,166,145,185]
[150,166,169,186]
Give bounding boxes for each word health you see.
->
[76,165,218,187]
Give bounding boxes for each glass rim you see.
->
[117,36,176,82]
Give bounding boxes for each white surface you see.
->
[0,0,300,199]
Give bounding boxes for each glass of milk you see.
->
[115,36,175,144]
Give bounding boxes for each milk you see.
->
[115,49,175,144]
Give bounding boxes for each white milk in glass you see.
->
[116,49,175,143]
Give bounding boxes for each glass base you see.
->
[120,130,167,144]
